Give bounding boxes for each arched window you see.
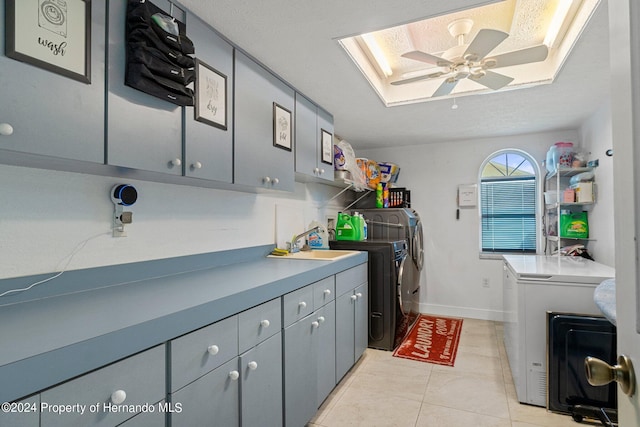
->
[479,149,539,254]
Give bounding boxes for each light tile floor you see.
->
[309,318,580,427]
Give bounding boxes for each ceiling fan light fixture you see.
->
[483,58,497,68]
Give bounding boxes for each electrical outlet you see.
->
[482,278,490,288]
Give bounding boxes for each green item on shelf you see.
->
[560,211,589,239]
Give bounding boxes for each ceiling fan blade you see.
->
[390,71,447,86]
[432,78,459,97]
[402,50,453,67]
[489,45,549,68]
[463,29,508,60]
[470,70,514,90]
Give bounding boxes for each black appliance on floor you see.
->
[330,239,409,351]
[547,312,617,426]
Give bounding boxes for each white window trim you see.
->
[477,148,543,258]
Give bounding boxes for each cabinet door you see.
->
[40,345,165,427]
[354,283,368,362]
[335,290,356,382]
[316,301,336,407]
[171,358,240,427]
[183,12,233,182]
[234,51,294,191]
[106,0,183,175]
[116,404,166,427]
[240,333,283,427]
[294,94,318,178]
[0,395,39,427]
[0,0,105,163]
[283,313,318,427]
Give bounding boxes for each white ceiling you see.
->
[178,0,610,151]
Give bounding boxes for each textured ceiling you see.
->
[177,0,609,150]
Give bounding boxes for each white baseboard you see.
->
[419,303,504,322]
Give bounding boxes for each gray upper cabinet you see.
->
[106,0,183,175]
[183,12,233,183]
[0,0,105,163]
[234,51,295,191]
[295,94,334,182]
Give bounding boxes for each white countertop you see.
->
[503,255,615,284]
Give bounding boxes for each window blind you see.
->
[481,178,536,253]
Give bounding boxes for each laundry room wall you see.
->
[0,164,346,280]
[578,100,615,267]
[359,129,581,321]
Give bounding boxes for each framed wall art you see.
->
[321,129,333,165]
[5,0,92,84]
[194,59,227,130]
[273,103,292,151]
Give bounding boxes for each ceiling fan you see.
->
[391,18,549,97]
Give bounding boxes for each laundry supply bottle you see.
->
[361,214,368,240]
[376,183,383,208]
[336,213,355,241]
[352,212,363,241]
[306,220,329,249]
[383,183,389,208]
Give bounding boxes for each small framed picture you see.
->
[194,59,227,130]
[321,129,333,165]
[5,0,91,84]
[273,103,292,151]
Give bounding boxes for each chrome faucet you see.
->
[287,226,320,253]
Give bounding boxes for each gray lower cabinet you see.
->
[0,395,39,427]
[40,345,166,427]
[170,358,240,426]
[294,94,334,182]
[0,0,105,163]
[335,265,368,382]
[239,333,283,427]
[183,11,233,183]
[234,51,295,191]
[115,403,168,427]
[106,0,183,175]
[316,301,337,407]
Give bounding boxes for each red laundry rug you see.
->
[393,314,463,366]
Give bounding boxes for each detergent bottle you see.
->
[336,213,356,241]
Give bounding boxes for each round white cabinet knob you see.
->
[207,345,220,355]
[228,370,240,381]
[320,168,325,174]
[350,295,357,301]
[317,316,326,323]
[312,321,320,328]
[170,158,182,167]
[0,123,14,136]
[191,161,202,169]
[248,361,258,370]
[323,289,331,296]
[263,176,271,184]
[356,292,363,298]
[272,177,279,185]
[111,390,127,405]
[260,319,270,328]
[298,301,307,309]
[314,167,320,174]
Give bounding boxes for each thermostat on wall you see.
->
[458,184,477,207]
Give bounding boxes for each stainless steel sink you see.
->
[268,249,360,261]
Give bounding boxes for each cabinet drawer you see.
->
[313,276,336,308]
[170,315,238,392]
[238,298,281,353]
[336,263,367,296]
[40,345,165,427]
[283,285,314,327]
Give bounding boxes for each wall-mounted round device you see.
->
[111,184,138,206]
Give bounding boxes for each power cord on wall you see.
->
[0,230,112,298]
